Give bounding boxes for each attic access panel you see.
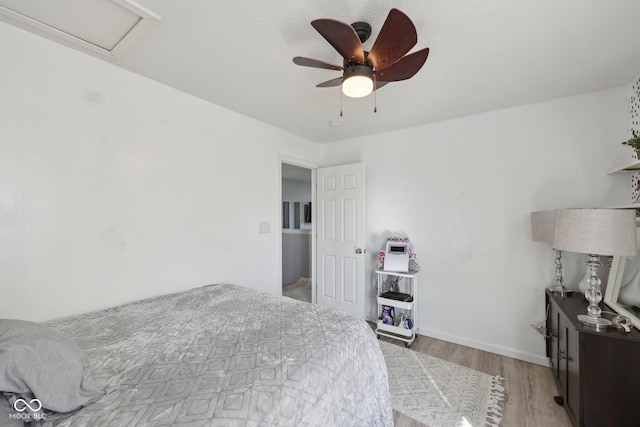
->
[0,0,160,59]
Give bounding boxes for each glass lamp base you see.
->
[577,314,612,329]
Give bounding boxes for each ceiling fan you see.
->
[293,8,430,100]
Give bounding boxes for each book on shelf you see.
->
[379,292,413,302]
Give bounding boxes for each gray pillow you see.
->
[0,319,105,414]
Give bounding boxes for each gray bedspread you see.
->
[44,284,393,426]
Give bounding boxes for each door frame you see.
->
[278,155,317,303]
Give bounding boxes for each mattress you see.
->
[42,284,393,426]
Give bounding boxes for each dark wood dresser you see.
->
[545,290,640,426]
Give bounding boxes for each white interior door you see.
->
[315,163,365,319]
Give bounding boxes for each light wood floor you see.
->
[370,325,572,427]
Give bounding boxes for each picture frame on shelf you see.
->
[604,223,640,331]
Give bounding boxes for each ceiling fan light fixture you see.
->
[342,65,373,98]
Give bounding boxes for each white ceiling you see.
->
[3,0,640,143]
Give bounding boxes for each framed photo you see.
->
[604,226,640,331]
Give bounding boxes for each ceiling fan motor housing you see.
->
[343,51,372,68]
[343,64,373,79]
[351,21,372,43]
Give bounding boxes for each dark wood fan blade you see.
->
[293,56,343,71]
[376,48,429,82]
[316,77,343,88]
[311,19,365,64]
[367,8,417,71]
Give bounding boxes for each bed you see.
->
[0,284,393,426]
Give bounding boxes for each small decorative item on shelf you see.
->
[381,305,395,325]
[621,129,640,158]
[377,250,385,270]
[397,313,412,329]
[403,316,413,329]
[408,256,421,273]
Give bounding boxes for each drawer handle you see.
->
[559,350,567,360]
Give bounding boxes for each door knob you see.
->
[355,248,366,254]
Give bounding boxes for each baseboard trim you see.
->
[417,327,549,367]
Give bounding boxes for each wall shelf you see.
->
[608,204,640,209]
[608,159,640,175]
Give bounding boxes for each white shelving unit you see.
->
[375,269,418,347]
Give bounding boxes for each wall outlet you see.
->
[258,221,271,233]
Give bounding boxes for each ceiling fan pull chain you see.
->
[374,75,378,113]
[340,89,344,116]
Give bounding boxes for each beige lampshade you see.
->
[531,210,556,242]
[553,209,637,256]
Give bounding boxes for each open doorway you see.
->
[281,163,313,303]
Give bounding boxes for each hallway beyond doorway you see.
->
[282,277,311,303]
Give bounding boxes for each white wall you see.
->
[2,19,636,366]
[0,22,321,322]
[322,88,632,365]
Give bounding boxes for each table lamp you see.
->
[553,208,637,328]
[531,210,565,294]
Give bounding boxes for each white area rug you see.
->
[380,340,505,427]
